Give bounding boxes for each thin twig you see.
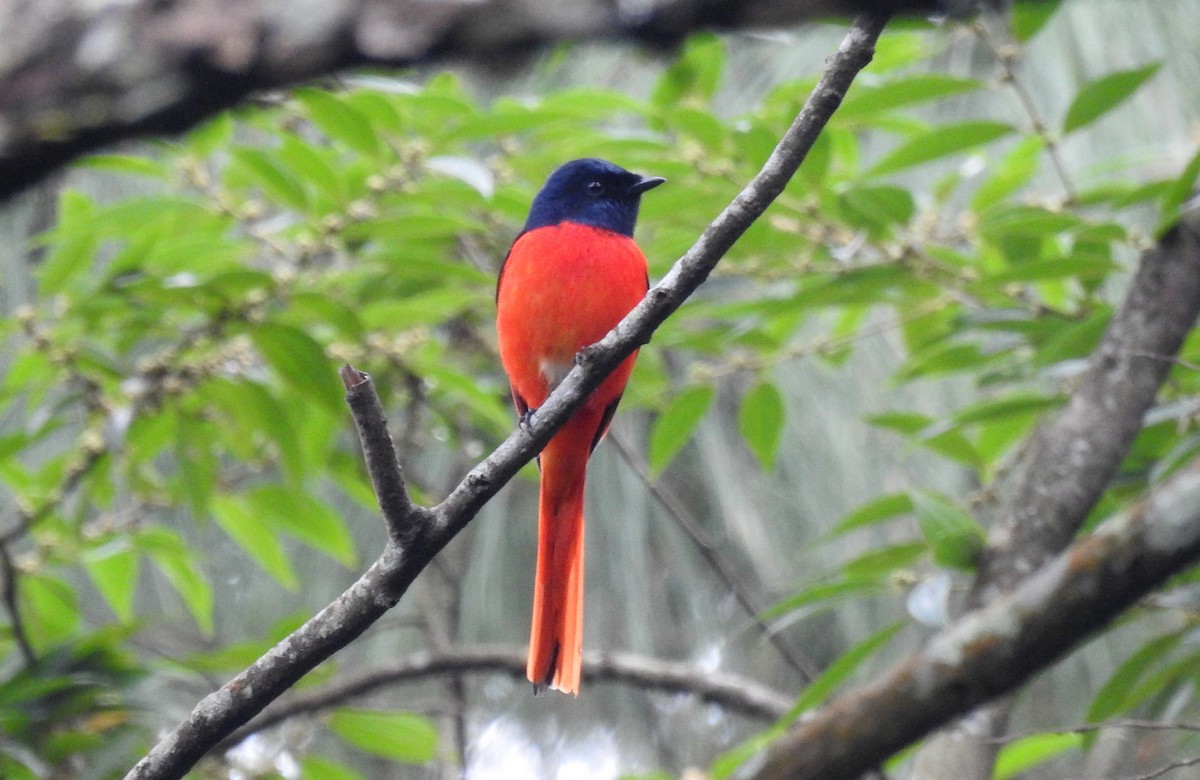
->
[973,19,1077,202]
[217,644,794,750]
[340,365,426,543]
[0,443,106,546]
[609,432,820,682]
[0,307,248,547]
[985,718,1200,744]
[1119,350,1200,373]
[0,543,35,667]
[1073,753,1200,780]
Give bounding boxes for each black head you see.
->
[522,158,665,237]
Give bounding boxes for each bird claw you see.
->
[519,407,537,431]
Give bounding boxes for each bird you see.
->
[496,158,664,695]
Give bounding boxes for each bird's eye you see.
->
[585,181,604,197]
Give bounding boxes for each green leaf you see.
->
[978,204,1082,239]
[951,393,1061,426]
[250,322,343,414]
[301,756,367,780]
[868,122,1013,177]
[787,264,917,311]
[359,288,483,331]
[994,732,1081,780]
[865,31,929,74]
[761,578,886,622]
[712,733,772,780]
[19,574,80,649]
[37,190,98,295]
[797,129,833,187]
[648,386,714,474]
[910,491,985,570]
[837,185,915,237]
[278,135,345,210]
[923,428,983,467]
[831,493,914,536]
[713,622,902,778]
[651,33,725,108]
[539,88,647,119]
[970,135,1044,212]
[83,540,140,623]
[293,89,381,158]
[139,527,214,634]
[1010,1,1061,42]
[38,233,98,297]
[0,755,38,780]
[187,112,234,157]
[246,486,356,567]
[80,154,170,180]
[228,148,309,211]
[842,542,926,580]
[212,495,298,589]
[738,382,786,471]
[1087,630,1183,722]
[984,256,1116,284]
[175,415,218,517]
[286,293,365,341]
[1156,145,1200,237]
[791,621,904,715]
[1062,63,1161,135]
[867,411,932,436]
[204,378,306,484]
[329,709,438,764]
[1033,309,1111,367]
[667,106,728,151]
[837,75,983,120]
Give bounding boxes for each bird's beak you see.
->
[630,175,666,195]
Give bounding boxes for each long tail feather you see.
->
[526,412,597,695]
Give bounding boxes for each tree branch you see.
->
[340,364,426,545]
[610,432,820,681]
[0,543,35,667]
[916,154,1200,778]
[752,450,1200,780]
[0,0,995,205]
[124,13,889,780]
[217,645,792,751]
[751,210,1200,779]
[973,211,1200,601]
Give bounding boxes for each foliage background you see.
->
[2,0,1200,777]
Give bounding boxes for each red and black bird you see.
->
[496,159,664,694]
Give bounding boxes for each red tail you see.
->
[525,411,599,694]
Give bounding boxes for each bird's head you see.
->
[523,158,665,238]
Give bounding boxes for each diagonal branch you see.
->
[751,447,1200,780]
[973,209,1200,602]
[913,157,1200,779]
[340,365,428,544]
[0,543,35,667]
[0,0,986,205]
[610,432,820,681]
[217,644,793,751]
[753,208,1200,777]
[124,13,890,780]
